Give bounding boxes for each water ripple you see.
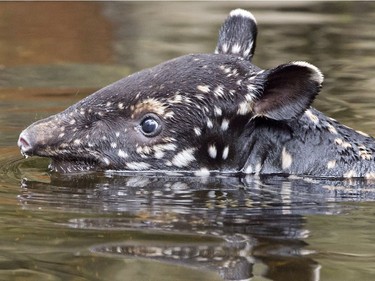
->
[0,147,50,185]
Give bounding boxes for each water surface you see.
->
[1,2,375,281]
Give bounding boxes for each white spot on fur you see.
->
[168,94,183,104]
[136,145,152,155]
[60,143,68,149]
[222,43,229,53]
[164,111,174,119]
[248,75,256,81]
[103,157,111,166]
[305,109,319,125]
[342,141,352,149]
[214,106,222,116]
[69,119,76,125]
[243,165,253,174]
[197,85,210,93]
[282,147,293,170]
[154,150,165,159]
[171,148,196,168]
[136,146,142,155]
[246,82,259,93]
[152,144,174,159]
[115,132,120,137]
[194,127,201,136]
[222,146,229,160]
[365,172,375,179]
[359,145,372,160]
[343,170,356,178]
[153,143,177,152]
[327,160,336,169]
[183,96,192,104]
[58,133,65,138]
[243,48,251,58]
[228,68,238,77]
[255,162,262,174]
[111,142,117,149]
[231,43,241,54]
[118,102,124,109]
[221,119,229,131]
[126,162,151,170]
[223,67,231,74]
[118,149,128,158]
[214,85,224,97]
[237,101,251,115]
[73,139,81,145]
[245,93,254,102]
[327,123,338,134]
[334,138,343,145]
[194,168,210,177]
[207,118,213,129]
[208,144,217,159]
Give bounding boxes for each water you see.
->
[1,2,375,280]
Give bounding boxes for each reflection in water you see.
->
[18,172,375,281]
[93,238,256,281]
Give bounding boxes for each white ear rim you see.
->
[229,9,257,24]
[291,61,324,85]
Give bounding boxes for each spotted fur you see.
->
[17,9,375,178]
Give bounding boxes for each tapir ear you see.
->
[252,61,324,120]
[215,9,257,61]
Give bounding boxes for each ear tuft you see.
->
[252,62,323,121]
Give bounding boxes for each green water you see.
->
[1,2,375,281]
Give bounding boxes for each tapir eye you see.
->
[139,114,162,137]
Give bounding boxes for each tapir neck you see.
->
[242,108,375,178]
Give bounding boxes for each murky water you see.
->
[1,2,375,281]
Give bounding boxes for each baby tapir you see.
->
[17,9,375,178]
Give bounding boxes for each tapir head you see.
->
[18,9,323,174]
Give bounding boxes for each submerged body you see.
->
[17,9,375,178]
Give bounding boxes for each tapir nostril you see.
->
[17,131,34,156]
[18,136,30,148]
